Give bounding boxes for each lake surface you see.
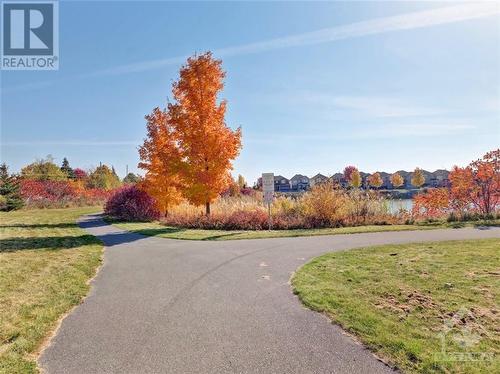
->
[387,199,413,214]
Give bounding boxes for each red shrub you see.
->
[21,179,77,208]
[105,185,159,221]
[163,209,268,230]
[20,179,111,208]
[73,168,88,180]
[163,209,313,230]
[225,210,268,230]
[412,188,451,219]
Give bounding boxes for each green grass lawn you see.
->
[292,239,500,373]
[0,207,102,373]
[110,219,499,241]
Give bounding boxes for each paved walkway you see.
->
[39,215,500,373]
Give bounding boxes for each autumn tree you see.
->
[449,149,499,215]
[167,52,242,215]
[139,53,241,215]
[412,188,450,218]
[350,169,362,188]
[343,166,357,185]
[237,174,246,189]
[87,164,121,190]
[469,149,500,214]
[411,167,425,188]
[448,166,473,214]
[139,107,183,215]
[73,168,87,180]
[21,156,67,181]
[226,177,241,197]
[390,172,404,189]
[367,172,383,189]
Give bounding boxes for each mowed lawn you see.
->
[0,207,102,373]
[292,239,500,373]
[111,219,499,241]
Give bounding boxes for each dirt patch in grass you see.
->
[375,288,441,319]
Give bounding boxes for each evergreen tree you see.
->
[60,157,75,179]
[123,173,141,184]
[0,163,24,211]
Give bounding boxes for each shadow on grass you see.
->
[0,229,158,251]
[0,235,100,252]
[0,223,77,229]
[202,232,243,241]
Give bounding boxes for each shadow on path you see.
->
[78,214,152,247]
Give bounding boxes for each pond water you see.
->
[387,199,413,214]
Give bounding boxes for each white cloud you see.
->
[92,2,499,76]
[300,93,444,118]
[245,121,475,144]
[353,122,476,138]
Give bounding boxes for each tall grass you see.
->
[162,185,401,230]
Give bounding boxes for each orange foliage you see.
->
[449,149,499,215]
[411,167,425,188]
[139,52,242,215]
[168,52,241,214]
[350,169,362,188]
[390,172,404,188]
[413,188,450,218]
[414,149,499,219]
[367,172,383,188]
[138,108,183,215]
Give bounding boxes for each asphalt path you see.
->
[39,215,500,373]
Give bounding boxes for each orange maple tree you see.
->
[413,188,450,218]
[343,166,357,184]
[138,107,183,215]
[413,149,499,218]
[449,149,499,215]
[390,172,404,188]
[411,167,425,188]
[139,52,242,215]
[367,172,383,189]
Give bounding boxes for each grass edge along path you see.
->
[292,239,500,374]
[109,218,500,241]
[0,207,103,373]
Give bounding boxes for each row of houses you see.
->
[257,170,450,192]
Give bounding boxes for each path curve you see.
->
[39,215,500,373]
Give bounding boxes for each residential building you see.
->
[310,173,328,187]
[290,174,309,191]
[274,175,290,192]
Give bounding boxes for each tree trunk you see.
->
[205,202,210,216]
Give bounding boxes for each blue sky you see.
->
[1,1,499,184]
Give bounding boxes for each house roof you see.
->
[274,175,289,182]
[311,173,327,180]
[290,174,309,181]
